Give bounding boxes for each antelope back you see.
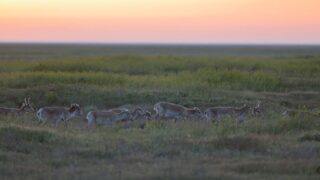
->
[161,102,186,112]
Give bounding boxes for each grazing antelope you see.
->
[36,104,82,127]
[154,102,202,120]
[204,104,251,123]
[86,110,132,126]
[0,97,35,116]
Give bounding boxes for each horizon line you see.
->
[1,41,320,46]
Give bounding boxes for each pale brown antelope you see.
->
[204,104,251,123]
[86,110,132,126]
[154,102,202,120]
[36,104,82,127]
[0,97,35,116]
[204,107,234,122]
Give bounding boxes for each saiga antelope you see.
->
[86,110,132,126]
[154,102,202,120]
[37,104,82,127]
[204,104,251,123]
[0,97,35,116]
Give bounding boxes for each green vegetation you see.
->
[0,48,320,179]
[0,55,320,109]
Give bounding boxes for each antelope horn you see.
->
[257,101,261,106]
[71,103,80,108]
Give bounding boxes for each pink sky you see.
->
[1,0,320,44]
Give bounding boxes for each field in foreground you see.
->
[0,45,320,179]
[0,115,319,180]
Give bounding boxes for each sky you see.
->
[0,0,320,44]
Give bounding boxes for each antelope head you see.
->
[252,101,262,115]
[68,104,82,117]
[188,107,203,119]
[144,111,152,120]
[236,104,251,113]
[131,107,145,120]
[20,97,36,113]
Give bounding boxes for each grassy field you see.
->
[0,45,319,179]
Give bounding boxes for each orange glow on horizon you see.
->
[1,0,320,44]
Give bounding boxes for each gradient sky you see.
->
[1,0,320,44]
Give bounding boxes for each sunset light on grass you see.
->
[1,0,320,44]
[1,1,320,180]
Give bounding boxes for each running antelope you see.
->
[154,102,202,120]
[36,104,82,127]
[204,104,251,123]
[0,97,35,116]
[86,110,132,126]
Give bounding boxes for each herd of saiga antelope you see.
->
[0,97,266,127]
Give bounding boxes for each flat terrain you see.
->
[0,44,319,179]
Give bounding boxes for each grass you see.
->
[0,49,320,179]
[0,115,319,179]
[0,56,320,91]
